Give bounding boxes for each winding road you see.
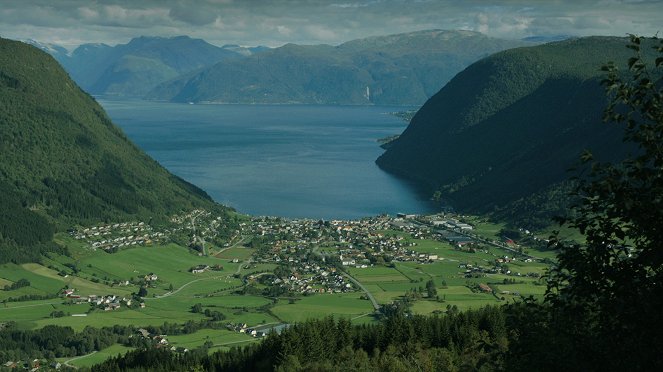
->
[148,275,226,300]
[64,350,97,368]
[311,245,380,311]
[338,269,379,311]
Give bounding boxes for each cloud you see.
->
[330,1,376,8]
[169,2,218,25]
[0,0,661,49]
[473,12,533,38]
[277,25,293,37]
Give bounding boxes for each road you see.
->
[214,235,249,257]
[190,210,206,256]
[64,350,97,368]
[338,269,379,311]
[0,301,61,310]
[148,275,226,299]
[311,245,380,311]
[235,259,251,275]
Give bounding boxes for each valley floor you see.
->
[0,210,556,366]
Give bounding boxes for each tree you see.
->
[137,286,148,297]
[191,303,203,313]
[546,35,663,370]
[425,279,437,298]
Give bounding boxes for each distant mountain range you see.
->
[146,30,529,105]
[29,30,529,105]
[0,37,225,262]
[376,36,660,228]
[30,36,270,97]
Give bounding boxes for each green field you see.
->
[60,344,134,368]
[168,328,259,349]
[347,266,410,283]
[216,247,255,260]
[272,293,373,322]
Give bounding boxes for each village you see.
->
[64,207,546,302]
[232,213,543,296]
[62,209,545,312]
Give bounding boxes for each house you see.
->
[479,283,492,293]
[138,328,150,338]
[190,265,209,274]
[145,273,158,281]
[153,335,169,345]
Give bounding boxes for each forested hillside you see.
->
[0,38,224,263]
[146,30,527,105]
[377,36,660,228]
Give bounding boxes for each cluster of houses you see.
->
[226,323,269,338]
[189,264,223,274]
[237,215,470,294]
[225,323,289,338]
[432,219,474,231]
[3,359,61,371]
[133,329,189,353]
[251,265,355,294]
[458,258,539,279]
[69,208,230,254]
[230,212,547,301]
[70,221,167,251]
[62,289,145,311]
[171,209,227,248]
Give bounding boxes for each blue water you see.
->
[98,99,435,219]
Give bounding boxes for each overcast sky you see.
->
[1,0,661,50]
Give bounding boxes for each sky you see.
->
[0,0,661,50]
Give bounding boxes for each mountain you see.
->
[59,36,241,97]
[220,44,271,56]
[376,36,659,228]
[146,30,528,105]
[22,39,70,64]
[0,37,223,263]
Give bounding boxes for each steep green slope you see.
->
[147,30,527,105]
[376,37,659,227]
[61,36,239,97]
[0,38,222,262]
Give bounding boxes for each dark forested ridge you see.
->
[377,36,659,228]
[0,37,224,263]
[146,30,528,105]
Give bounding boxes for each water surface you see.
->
[99,99,435,219]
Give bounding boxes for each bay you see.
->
[98,99,436,219]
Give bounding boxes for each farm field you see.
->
[271,293,373,323]
[332,234,550,312]
[215,247,255,260]
[59,344,135,368]
[168,328,259,350]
